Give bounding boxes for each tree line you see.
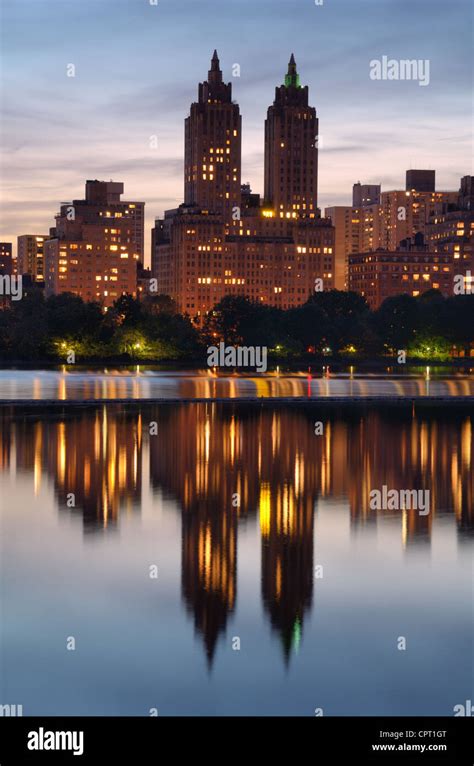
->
[0,284,472,361]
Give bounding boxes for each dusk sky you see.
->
[1,0,472,262]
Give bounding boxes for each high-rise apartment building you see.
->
[324,207,360,290]
[81,180,145,262]
[44,181,144,308]
[264,55,319,217]
[153,53,334,321]
[17,235,48,280]
[325,204,382,289]
[184,51,242,221]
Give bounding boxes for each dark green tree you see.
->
[372,294,420,352]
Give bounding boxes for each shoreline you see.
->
[0,357,472,370]
[1,395,473,407]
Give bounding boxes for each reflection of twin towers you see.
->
[1,404,472,662]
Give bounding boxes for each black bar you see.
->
[0,716,472,764]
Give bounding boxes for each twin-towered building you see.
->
[152,51,334,321]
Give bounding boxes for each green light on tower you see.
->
[292,616,302,653]
[285,53,301,88]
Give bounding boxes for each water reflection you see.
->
[0,403,472,666]
[1,407,142,531]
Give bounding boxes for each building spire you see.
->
[208,50,222,85]
[285,54,300,88]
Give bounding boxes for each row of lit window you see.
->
[297,246,332,254]
[197,277,245,285]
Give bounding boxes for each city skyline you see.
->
[1,0,473,741]
[1,0,472,260]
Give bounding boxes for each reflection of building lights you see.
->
[292,617,301,653]
[259,483,271,537]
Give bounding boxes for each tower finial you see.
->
[285,54,300,88]
[208,50,223,86]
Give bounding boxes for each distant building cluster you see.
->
[327,173,473,306]
[2,52,473,312]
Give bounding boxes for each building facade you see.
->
[426,209,474,275]
[378,188,458,251]
[44,181,143,308]
[17,235,47,281]
[325,204,382,290]
[348,246,455,309]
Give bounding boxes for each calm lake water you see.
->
[0,367,473,400]
[0,400,472,716]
